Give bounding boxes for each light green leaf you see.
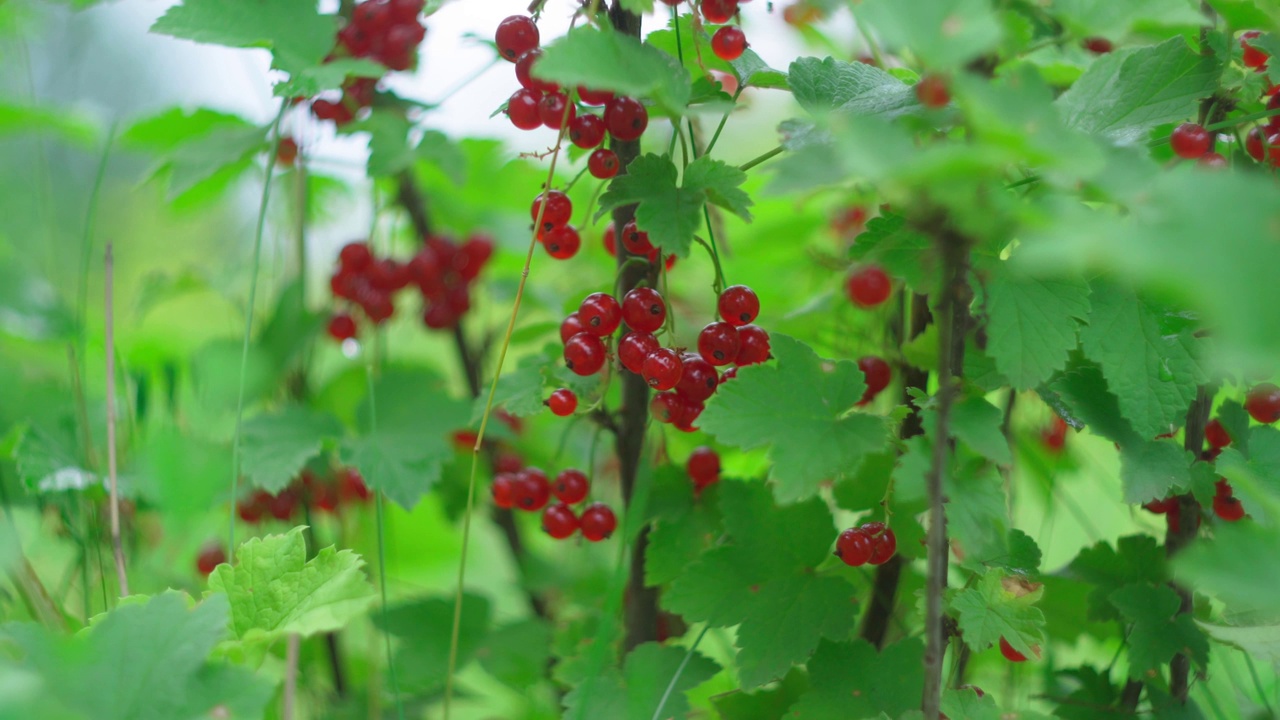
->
[240,407,344,494]
[150,0,335,75]
[848,213,936,293]
[854,0,1003,70]
[684,155,753,221]
[1198,621,1280,666]
[788,56,919,117]
[371,593,490,691]
[350,113,415,177]
[1174,520,1280,620]
[341,430,443,510]
[1110,583,1209,678]
[788,639,924,719]
[735,575,860,688]
[951,570,1046,656]
[533,26,691,112]
[699,334,889,502]
[208,527,377,642]
[983,268,1090,390]
[0,103,98,145]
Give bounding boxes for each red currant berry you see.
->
[735,325,771,366]
[915,74,950,108]
[717,285,759,326]
[547,388,578,416]
[671,395,705,433]
[552,468,590,504]
[1266,132,1280,167]
[506,88,543,130]
[339,469,370,502]
[604,96,649,142]
[701,0,738,24]
[999,637,1028,663]
[328,313,358,341]
[1247,127,1266,161]
[531,190,573,232]
[711,26,747,61]
[339,241,373,272]
[513,467,551,511]
[579,292,623,336]
[861,522,897,565]
[675,354,719,403]
[620,221,654,255]
[543,225,581,259]
[1082,37,1113,54]
[588,148,620,179]
[1205,418,1231,449]
[237,491,269,523]
[1144,496,1176,514]
[276,137,299,166]
[835,528,873,567]
[542,503,579,539]
[686,446,721,488]
[846,265,892,308]
[1247,383,1280,423]
[539,91,575,129]
[650,392,681,423]
[1213,493,1246,522]
[312,98,354,124]
[564,332,608,376]
[698,322,741,366]
[579,502,617,541]
[577,86,614,105]
[1198,152,1228,169]
[560,312,587,343]
[1242,31,1270,69]
[622,287,666,333]
[196,543,226,576]
[857,356,892,406]
[515,49,557,93]
[495,15,539,62]
[1170,122,1211,159]
[1042,416,1069,452]
[495,452,523,475]
[643,347,685,390]
[267,490,299,521]
[569,113,606,148]
[619,331,661,374]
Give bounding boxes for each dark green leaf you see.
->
[983,268,1090,390]
[788,56,919,117]
[1110,583,1209,678]
[150,0,335,75]
[1070,535,1167,622]
[951,570,1046,656]
[788,639,924,719]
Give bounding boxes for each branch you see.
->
[1166,384,1212,701]
[103,243,128,598]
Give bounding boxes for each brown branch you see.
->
[1166,385,1212,702]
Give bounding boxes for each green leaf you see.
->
[239,407,344,494]
[596,154,704,257]
[854,0,1003,70]
[684,155,754,221]
[1109,583,1209,678]
[0,102,99,145]
[534,26,691,112]
[1198,621,1280,666]
[713,667,809,719]
[350,112,415,177]
[1056,37,1222,144]
[699,334,888,502]
[131,428,231,528]
[946,460,1012,567]
[949,394,1012,465]
[1052,0,1206,36]
[1119,439,1193,505]
[618,0,654,13]
[272,57,384,98]
[1069,535,1167,622]
[1048,355,1141,445]
[208,527,377,642]
[13,423,89,492]
[983,268,1090,390]
[476,619,551,690]
[1079,281,1206,439]
[788,56,920,117]
[123,107,267,201]
[1174,521,1280,620]
[371,593,490,691]
[735,575,861,688]
[788,639,924,719]
[150,0,335,76]
[416,130,467,185]
[951,570,1046,657]
[645,468,722,586]
[847,213,936,293]
[565,642,719,720]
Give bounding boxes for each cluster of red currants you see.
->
[236,468,372,526]
[695,0,750,61]
[528,190,584,260]
[686,446,721,491]
[495,15,644,183]
[834,522,898,567]
[325,235,494,341]
[491,466,618,542]
[1170,31,1279,167]
[602,221,677,269]
[309,0,428,125]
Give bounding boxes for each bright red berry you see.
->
[531,190,573,232]
[604,96,649,142]
[515,49,557,93]
[862,522,897,565]
[686,446,721,488]
[711,26,748,61]
[603,224,618,256]
[643,347,685,390]
[513,467,551,511]
[999,637,1028,663]
[1205,418,1231,449]
[539,91,575,129]
[579,502,617,541]
[328,313,358,341]
[1266,132,1280,167]
[622,287,666,333]
[564,332,608,376]
[717,285,759,326]
[1198,152,1228,169]
[579,293,623,336]
[701,0,737,24]
[495,452,523,475]
[735,325,771,366]
[560,312,587,343]
[312,98,354,124]
[552,468,590,504]
[650,392,681,423]
[1042,416,1069,452]
[339,241,373,272]
[846,265,892,307]
[339,468,370,502]
[492,472,517,509]
[698,322,741,366]
[506,88,543,130]
[857,356,892,405]
[267,490,298,521]
[1242,31,1270,69]
[196,543,226,576]
[620,221,654,255]
[1082,37,1113,54]
[1247,127,1267,161]
[619,331,661,374]
[543,225,581,259]
[675,354,719,403]
[1247,383,1280,423]
[1213,492,1245,522]
[1170,122,1212,159]
[671,394,705,433]
[588,148,620,179]
[495,15,539,62]
[915,74,950,108]
[835,528,873,567]
[569,113,606,148]
[547,388,578,416]
[577,87,614,105]
[542,503,579,539]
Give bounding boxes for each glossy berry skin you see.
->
[857,356,892,405]
[564,332,608,376]
[915,74,950,108]
[547,388,578,416]
[495,15,539,62]
[543,225,581,259]
[698,322,742,366]
[577,86,614,106]
[579,502,618,541]
[491,473,517,509]
[506,88,542,130]
[604,96,649,142]
[619,331,661,374]
[1246,383,1280,423]
[711,26,748,61]
[513,468,551,511]
[718,285,759,326]
[846,265,892,308]
[675,355,719,403]
[1242,31,1269,69]
[1205,418,1231,449]
[1266,132,1280,167]
[1214,493,1245,522]
[735,325,771,366]
[588,148,620,179]
[560,312,587,343]
[701,0,737,23]
[538,91,575,129]
[999,637,1028,663]
[515,49,557,93]
[1170,122,1212,159]
[542,503,579,539]
[531,190,573,232]
[579,293,623,336]
[620,221,654,255]
[686,446,721,488]
[863,522,897,565]
[328,313,358,341]
[643,347,685,390]
[569,113,606,148]
[1198,152,1228,169]
[622,287,666,333]
[196,544,226,576]
[835,528,874,567]
[553,468,590,504]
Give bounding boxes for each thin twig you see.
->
[103,243,128,598]
[651,625,710,720]
[738,145,783,172]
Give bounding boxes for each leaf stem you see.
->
[103,242,128,598]
[651,625,710,720]
[738,145,783,172]
[703,85,744,157]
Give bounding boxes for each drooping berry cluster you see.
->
[326,235,493,340]
[1175,31,1279,167]
[235,467,372,525]
[834,522,898,567]
[491,466,617,542]
[308,0,428,125]
[530,189,584,260]
[601,222,677,270]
